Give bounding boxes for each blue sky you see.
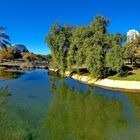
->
[0,0,140,54]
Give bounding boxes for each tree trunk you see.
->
[131,58,134,68]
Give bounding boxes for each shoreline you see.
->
[70,74,140,93]
[49,69,140,93]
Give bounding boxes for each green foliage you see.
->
[67,25,89,71]
[0,46,22,60]
[7,46,22,59]
[46,22,73,74]
[86,45,105,77]
[106,45,124,74]
[46,15,127,77]
[123,42,140,66]
[90,15,110,34]
[114,32,127,46]
[108,72,140,81]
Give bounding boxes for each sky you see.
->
[0,0,140,54]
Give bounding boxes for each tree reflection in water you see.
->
[0,70,24,80]
[44,76,128,140]
[0,71,140,140]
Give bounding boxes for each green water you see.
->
[0,70,140,140]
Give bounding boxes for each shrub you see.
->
[22,52,39,61]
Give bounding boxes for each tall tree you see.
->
[84,15,110,77]
[46,22,73,74]
[46,15,129,77]
[86,44,105,78]
[67,25,89,71]
[90,15,110,34]
[123,42,140,67]
[106,45,124,74]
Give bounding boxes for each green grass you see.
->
[107,68,140,81]
[107,73,140,81]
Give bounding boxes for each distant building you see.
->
[13,44,29,52]
[127,29,139,43]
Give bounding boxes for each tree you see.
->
[84,16,110,77]
[46,22,73,74]
[0,47,22,60]
[106,45,124,75]
[137,35,140,44]
[0,27,11,49]
[67,25,89,71]
[114,32,126,46]
[0,49,13,59]
[86,45,105,78]
[7,46,22,59]
[90,15,110,34]
[123,42,139,67]
[46,15,129,77]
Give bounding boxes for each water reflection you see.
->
[44,78,128,140]
[0,70,24,80]
[0,86,10,104]
[122,92,140,139]
[0,71,140,140]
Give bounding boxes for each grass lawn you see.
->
[107,69,140,81]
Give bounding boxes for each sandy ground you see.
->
[71,74,140,92]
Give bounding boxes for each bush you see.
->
[7,46,22,59]
[0,49,13,59]
[22,53,39,61]
[0,47,22,60]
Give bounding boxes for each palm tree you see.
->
[0,27,11,49]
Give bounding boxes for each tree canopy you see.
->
[46,15,128,78]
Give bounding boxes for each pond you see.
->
[0,70,140,140]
